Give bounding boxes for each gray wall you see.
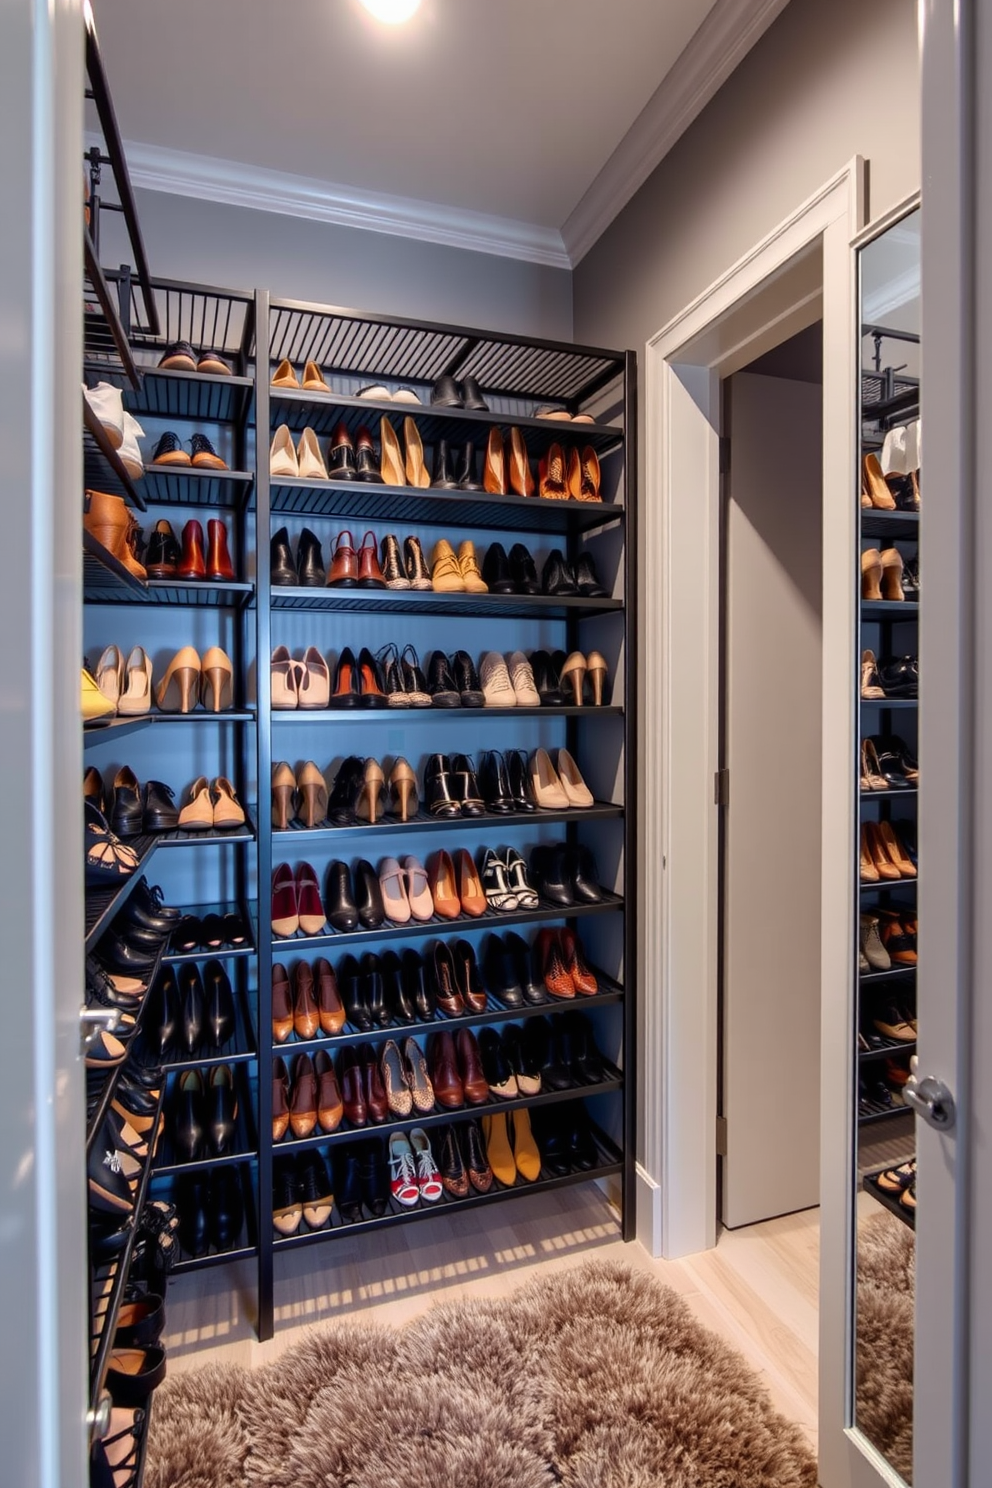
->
[573,0,920,352]
[124,188,573,339]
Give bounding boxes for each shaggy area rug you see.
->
[146,1261,817,1488]
[856,1210,915,1483]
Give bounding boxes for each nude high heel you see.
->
[380,416,405,485]
[877,820,916,878]
[403,417,429,488]
[880,547,905,601]
[355,758,386,824]
[271,762,297,830]
[155,646,201,713]
[559,651,587,706]
[297,761,329,828]
[508,427,534,497]
[200,647,234,712]
[862,453,896,510]
[271,646,300,710]
[861,548,883,601]
[389,758,419,822]
[586,650,608,706]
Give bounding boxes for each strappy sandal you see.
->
[90,1407,146,1488]
[876,1160,916,1193]
[85,802,140,886]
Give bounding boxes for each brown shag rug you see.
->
[146,1260,817,1488]
[856,1210,915,1483]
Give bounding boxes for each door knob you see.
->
[904,1072,956,1131]
[79,1003,123,1050]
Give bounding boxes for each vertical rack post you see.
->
[622,349,638,1239]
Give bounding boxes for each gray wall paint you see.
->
[572,0,920,352]
[123,189,573,339]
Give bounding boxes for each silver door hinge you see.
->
[716,1116,728,1156]
[714,768,730,806]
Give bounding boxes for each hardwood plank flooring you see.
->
[160,1187,820,1451]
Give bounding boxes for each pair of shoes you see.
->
[430,374,488,410]
[169,909,247,955]
[337,948,433,1029]
[531,842,604,906]
[85,801,140,887]
[520,648,609,707]
[272,1049,343,1139]
[86,764,178,836]
[876,1158,916,1194]
[860,735,918,790]
[540,547,608,597]
[384,1129,443,1206]
[399,848,485,921]
[270,645,331,709]
[83,383,145,478]
[879,909,917,964]
[479,650,540,706]
[272,358,330,392]
[151,431,227,471]
[327,529,386,586]
[145,517,234,581]
[861,545,908,601]
[158,341,232,376]
[273,1150,334,1234]
[425,753,485,818]
[322,857,423,933]
[538,442,602,502]
[321,647,388,708]
[532,926,599,997]
[435,1120,491,1194]
[271,958,345,1042]
[270,425,328,480]
[860,821,916,881]
[356,382,421,404]
[91,644,153,716]
[379,533,429,588]
[531,1105,599,1174]
[177,776,245,830]
[171,1064,238,1161]
[480,847,538,911]
[272,863,327,937]
[271,760,329,828]
[335,1139,392,1222]
[862,452,919,511]
[428,1027,488,1107]
[324,756,418,825]
[483,1109,542,1184]
[430,537,487,592]
[156,646,234,713]
[479,750,537,812]
[861,652,919,701]
[175,1168,244,1258]
[84,489,147,580]
[144,961,235,1058]
[429,440,483,491]
[533,404,596,425]
[530,747,593,809]
[379,1038,436,1117]
[872,999,917,1041]
[271,526,325,585]
[483,427,534,497]
[418,649,484,707]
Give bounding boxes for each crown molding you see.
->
[112,137,572,271]
[561,0,792,265]
[863,265,921,324]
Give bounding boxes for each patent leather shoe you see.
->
[297,527,325,587]
[483,932,524,1007]
[482,541,515,595]
[179,963,205,1054]
[355,859,386,929]
[326,861,359,932]
[205,1065,237,1154]
[339,954,370,1031]
[509,542,541,594]
[173,1069,204,1161]
[271,526,298,586]
[205,960,235,1047]
[478,750,516,813]
[451,650,485,707]
[541,548,578,596]
[530,650,563,706]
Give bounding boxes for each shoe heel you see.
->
[394,778,415,823]
[272,784,294,831]
[566,669,585,707]
[357,783,379,825]
[300,782,323,829]
[202,666,232,712]
[161,666,199,714]
[588,666,606,707]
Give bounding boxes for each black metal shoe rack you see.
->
[84,278,637,1344]
[857,323,919,1168]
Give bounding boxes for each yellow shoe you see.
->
[82,667,115,720]
[430,538,466,592]
[482,1113,516,1187]
[457,540,488,593]
[511,1108,541,1182]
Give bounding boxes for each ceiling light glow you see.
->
[359,0,421,23]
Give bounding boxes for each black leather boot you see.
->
[431,439,458,490]
[297,527,325,587]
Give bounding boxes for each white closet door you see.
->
[721,371,822,1228]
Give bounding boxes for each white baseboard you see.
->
[635,1163,663,1256]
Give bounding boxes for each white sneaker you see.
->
[506,650,540,707]
[409,1128,443,1203]
[270,424,299,479]
[118,411,145,480]
[480,651,516,708]
[297,427,327,480]
[84,381,124,449]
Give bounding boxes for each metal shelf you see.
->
[271,704,622,724]
[270,586,619,619]
[159,984,257,1072]
[860,787,918,800]
[270,890,624,952]
[860,698,918,710]
[862,1165,916,1229]
[861,600,919,620]
[138,466,255,510]
[859,1038,916,1064]
[858,1102,914,1128]
[149,1158,259,1272]
[270,478,624,534]
[145,579,254,609]
[859,877,917,896]
[152,816,256,850]
[274,1070,622,1156]
[84,712,256,747]
[83,529,147,602]
[859,964,917,984]
[120,367,254,425]
[163,900,256,965]
[861,510,920,540]
[273,801,622,842]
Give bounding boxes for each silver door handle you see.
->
[79,1004,123,1044]
[904,1072,956,1131]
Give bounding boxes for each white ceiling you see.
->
[91,0,719,232]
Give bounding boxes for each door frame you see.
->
[638,158,895,1486]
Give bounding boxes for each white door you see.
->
[722,371,823,1227]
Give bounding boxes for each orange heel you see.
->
[155,646,201,713]
[356,759,385,824]
[559,651,587,707]
[200,647,234,712]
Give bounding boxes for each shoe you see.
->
[425,754,460,819]
[357,647,387,707]
[529,650,563,706]
[427,650,461,707]
[271,646,300,709]
[447,753,485,819]
[561,926,598,994]
[458,539,487,593]
[328,530,359,587]
[861,649,886,699]
[456,444,482,491]
[539,443,568,499]
[862,453,897,509]
[380,416,405,484]
[508,427,535,497]
[339,955,369,1032]
[404,417,430,487]
[145,520,180,578]
[511,1107,542,1180]
[507,651,540,706]
[505,750,537,811]
[271,528,298,586]
[463,1119,494,1191]
[354,858,386,928]
[360,1138,390,1214]
[456,847,486,916]
[271,865,299,937]
[84,381,125,447]
[296,760,328,827]
[198,647,233,712]
[142,779,180,832]
[558,651,587,707]
[481,848,518,912]
[316,958,345,1034]
[272,1156,303,1235]
[272,965,293,1043]
[382,950,415,1025]
[403,947,435,1020]
[301,360,329,393]
[399,856,433,922]
[298,1150,333,1230]
[360,1043,389,1125]
[271,359,300,388]
[509,543,541,594]
[555,749,593,807]
[431,538,466,592]
[388,1132,420,1207]
[456,1028,489,1104]
[460,375,488,411]
[427,849,461,919]
[206,519,235,581]
[110,766,143,838]
[542,549,577,596]
[204,1064,238,1154]
[450,650,485,707]
[482,541,515,594]
[380,533,409,588]
[478,1028,518,1099]
[480,651,516,707]
[432,941,464,1017]
[430,374,463,408]
[428,1031,463,1109]
[334,1146,363,1222]
[330,647,361,708]
[530,748,569,809]
[82,665,116,721]
[451,939,487,1014]
[529,844,571,906]
[326,861,358,932]
[877,655,919,698]
[431,440,458,491]
[873,1001,916,1041]
[379,856,412,925]
[482,1112,517,1185]
[404,534,432,589]
[290,960,319,1041]
[388,757,419,821]
[573,447,602,501]
[297,428,328,480]
[484,429,507,494]
[355,427,384,483]
[190,433,226,471]
[574,551,608,597]
[269,425,299,478]
[503,1024,541,1095]
[328,422,357,480]
[505,847,540,908]
[151,431,190,468]
[404,1040,436,1113]
[439,1125,470,1197]
[483,933,525,1007]
[478,750,515,813]
[84,490,147,579]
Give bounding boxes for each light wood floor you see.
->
[161,1186,821,1453]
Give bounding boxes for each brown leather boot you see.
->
[84,489,147,579]
[177,519,206,580]
[206,519,235,581]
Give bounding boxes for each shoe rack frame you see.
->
[83,276,637,1346]
[857,323,919,1147]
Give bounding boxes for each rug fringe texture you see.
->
[146,1259,818,1488]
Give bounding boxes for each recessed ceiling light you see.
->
[359,0,421,23]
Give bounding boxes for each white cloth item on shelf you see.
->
[118,411,146,480]
[903,418,921,472]
[83,381,125,450]
[880,423,908,475]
